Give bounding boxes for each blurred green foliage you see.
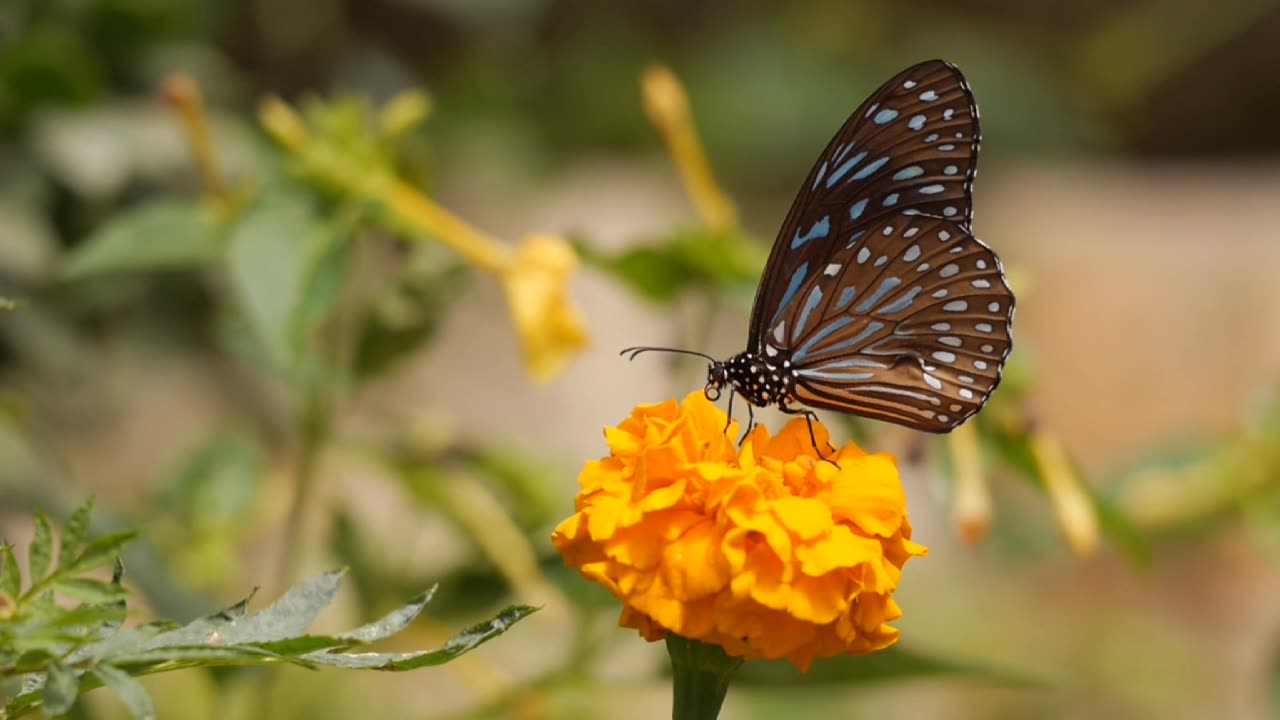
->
[0,501,535,719]
[2,0,1279,718]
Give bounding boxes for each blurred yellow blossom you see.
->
[552,392,926,672]
[257,94,589,382]
[641,65,738,231]
[500,234,589,382]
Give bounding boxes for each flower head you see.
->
[499,234,590,383]
[552,392,926,671]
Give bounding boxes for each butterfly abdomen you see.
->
[724,351,797,408]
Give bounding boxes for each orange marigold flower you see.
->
[552,391,927,671]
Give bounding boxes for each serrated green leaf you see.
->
[64,531,137,575]
[27,512,53,586]
[111,644,312,669]
[150,570,341,648]
[733,644,1047,688]
[90,665,156,720]
[42,662,79,715]
[62,201,221,280]
[58,498,94,570]
[303,604,536,670]
[252,635,353,656]
[41,600,127,631]
[75,623,174,664]
[1,542,19,598]
[52,578,127,604]
[144,589,256,649]
[338,587,435,643]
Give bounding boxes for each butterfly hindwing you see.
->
[768,214,1013,433]
[748,59,982,354]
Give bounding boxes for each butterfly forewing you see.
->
[748,59,982,351]
[768,214,1013,432]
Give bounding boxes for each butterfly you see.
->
[624,59,1014,438]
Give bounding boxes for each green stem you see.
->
[277,384,331,586]
[666,635,742,720]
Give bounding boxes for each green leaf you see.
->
[338,587,436,643]
[111,644,313,670]
[251,635,353,656]
[58,498,94,570]
[354,256,470,379]
[42,662,79,715]
[303,604,537,670]
[27,511,54,586]
[732,645,1046,688]
[162,430,261,531]
[62,201,221,280]
[575,227,766,305]
[150,570,342,647]
[64,531,137,575]
[1,542,19,598]
[90,665,156,720]
[52,578,127,604]
[227,189,342,372]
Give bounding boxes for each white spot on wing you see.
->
[825,263,842,276]
[924,373,943,389]
[904,245,921,262]
[940,263,959,278]
[932,351,956,363]
[939,336,962,347]
[944,300,968,312]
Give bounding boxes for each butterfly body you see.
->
[625,59,1014,435]
[706,351,797,408]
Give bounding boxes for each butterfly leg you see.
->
[780,405,840,467]
[723,390,736,437]
[738,402,755,446]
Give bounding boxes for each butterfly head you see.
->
[704,362,728,401]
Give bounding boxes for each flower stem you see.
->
[666,635,742,720]
[277,384,332,584]
[161,74,228,201]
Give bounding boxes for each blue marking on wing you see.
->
[856,278,903,313]
[835,285,857,310]
[796,320,884,360]
[882,193,899,207]
[819,358,887,369]
[832,142,854,164]
[850,156,889,182]
[770,263,809,328]
[796,369,875,381]
[878,286,923,315]
[794,286,824,341]
[812,161,828,191]
[893,166,924,181]
[873,108,899,125]
[845,230,867,248]
[792,316,854,362]
[849,198,869,220]
[826,151,868,188]
[791,215,830,249]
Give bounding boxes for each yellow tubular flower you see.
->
[948,422,993,544]
[1031,430,1099,557]
[641,65,738,231]
[552,392,926,672]
[257,96,590,382]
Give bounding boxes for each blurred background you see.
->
[4,0,1280,718]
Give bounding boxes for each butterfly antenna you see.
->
[619,346,717,363]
